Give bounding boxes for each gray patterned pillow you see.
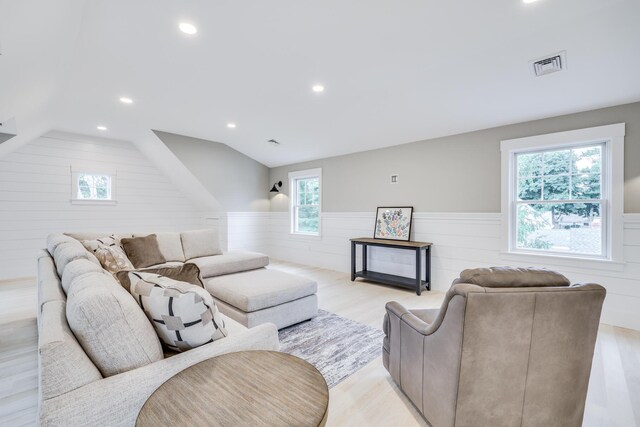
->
[128,272,228,352]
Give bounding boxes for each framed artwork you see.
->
[374,206,413,241]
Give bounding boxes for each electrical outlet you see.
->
[390,174,399,184]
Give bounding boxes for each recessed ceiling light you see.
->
[312,84,325,93]
[179,22,197,35]
[97,125,107,131]
[227,123,237,129]
[523,0,541,3]
[119,97,133,104]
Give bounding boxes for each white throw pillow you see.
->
[128,272,228,351]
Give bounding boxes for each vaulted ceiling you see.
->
[1,0,639,166]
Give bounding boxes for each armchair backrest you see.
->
[450,268,605,426]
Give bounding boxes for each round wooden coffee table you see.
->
[136,350,329,427]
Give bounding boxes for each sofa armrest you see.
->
[39,323,279,426]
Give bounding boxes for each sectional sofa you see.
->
[36,229,315,425]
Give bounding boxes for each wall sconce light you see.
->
[270,181,283,193]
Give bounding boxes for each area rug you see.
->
[278,310,384,388]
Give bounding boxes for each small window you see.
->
[77,173,112,200]
[289,168,322,236]
[71,166,117,204]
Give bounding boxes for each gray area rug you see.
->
[279,310,384,388]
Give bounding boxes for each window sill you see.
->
[499,251,624,272]
[289,232,322,240]
[70,199,118,205]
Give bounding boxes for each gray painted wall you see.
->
[156,131,270,212]
[270,102,640,213]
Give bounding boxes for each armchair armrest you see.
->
[39,323,279,426]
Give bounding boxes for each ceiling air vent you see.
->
[531,51,566,77]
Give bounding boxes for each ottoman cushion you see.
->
[193,252,269,279]
[205,269,317,312]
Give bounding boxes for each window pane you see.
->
[78,185,91,199]
[543,175,570,200]
[298,179,306,194]
[96,187,108,199]
[296,206,319,233]
[516,203,602,255]
[543,150,571,175]
[572,146,601,174]
[518,177,542,201]
[306,178,319,194]
[517,152,542,177]
[571,174,601,199]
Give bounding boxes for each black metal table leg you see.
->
[425,246,431,291]
[415,247,422,295]
[351,242,356,281]
[362,244,368,272]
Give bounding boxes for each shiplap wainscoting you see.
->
[226,212,640,331]
[0,132,204,279]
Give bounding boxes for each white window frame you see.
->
[289,168,322,237]
[501,123,624,264]
[71,164,117,205]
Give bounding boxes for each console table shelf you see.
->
[350,237,432,295]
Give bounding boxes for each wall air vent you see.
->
[531,51,566,77]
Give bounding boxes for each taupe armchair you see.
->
[383,267,605,427]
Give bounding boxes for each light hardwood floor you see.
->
[0,262,638,427]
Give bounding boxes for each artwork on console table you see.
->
[374,206,413,241]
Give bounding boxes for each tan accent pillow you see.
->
[116,263,203,292]
[121,234,166,268]
[81,236,134,274]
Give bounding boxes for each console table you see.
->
[350,237,432,295]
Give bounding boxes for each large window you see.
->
[289,168,321,236]
[515,144,604,256]
[501,123,625,262]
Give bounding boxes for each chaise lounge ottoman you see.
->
[204,269,318,329]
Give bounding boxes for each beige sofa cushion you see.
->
[37,251,67,316]
[46,233,77,256]
[181,229,221,260]
[61,259,106,294]
[205,269,317,312]
[460,267,570,288]
[53,241,100,277]
[39,300,103,400]
[129,272,228,352]
[191,251,269,279]
[121,234,166,268]
[66,272,163,377]
[133,232,186,262]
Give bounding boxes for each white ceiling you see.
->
[1,0,639,167]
